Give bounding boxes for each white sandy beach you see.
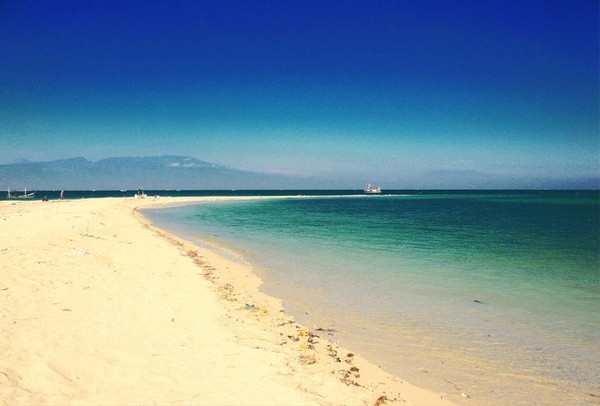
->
[1,196,454,405]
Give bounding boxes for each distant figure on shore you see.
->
[42,195,49,201]
[136,188,147,199]
[60,190,64,200]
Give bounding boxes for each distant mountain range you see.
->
[0,155,597,190]
[409,170,599,190]
[0,155,329,190]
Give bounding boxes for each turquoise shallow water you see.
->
[145,191,599,405]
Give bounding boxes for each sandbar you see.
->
[0,196,453,405]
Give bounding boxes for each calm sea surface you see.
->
[144,191,599,405]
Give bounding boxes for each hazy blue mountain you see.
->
[0,156,328,190]
[405,170,599,190]
[1,156,597,190]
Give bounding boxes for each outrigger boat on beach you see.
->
[364,184,381,194]
[7,188,35,199]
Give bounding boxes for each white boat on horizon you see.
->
[364,184,382,194]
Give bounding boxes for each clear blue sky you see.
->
[0,0,598,186]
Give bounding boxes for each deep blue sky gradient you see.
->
[1,0,598,187]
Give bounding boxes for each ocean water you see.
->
[0,189,363,201]
[144,191,599,405]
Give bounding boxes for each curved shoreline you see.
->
[134,196,456,405]
[1,196,453,405]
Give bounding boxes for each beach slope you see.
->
[0,197,452,405]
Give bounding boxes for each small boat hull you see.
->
[364,184,381,194]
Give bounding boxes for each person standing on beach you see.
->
[60,190,64,200]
